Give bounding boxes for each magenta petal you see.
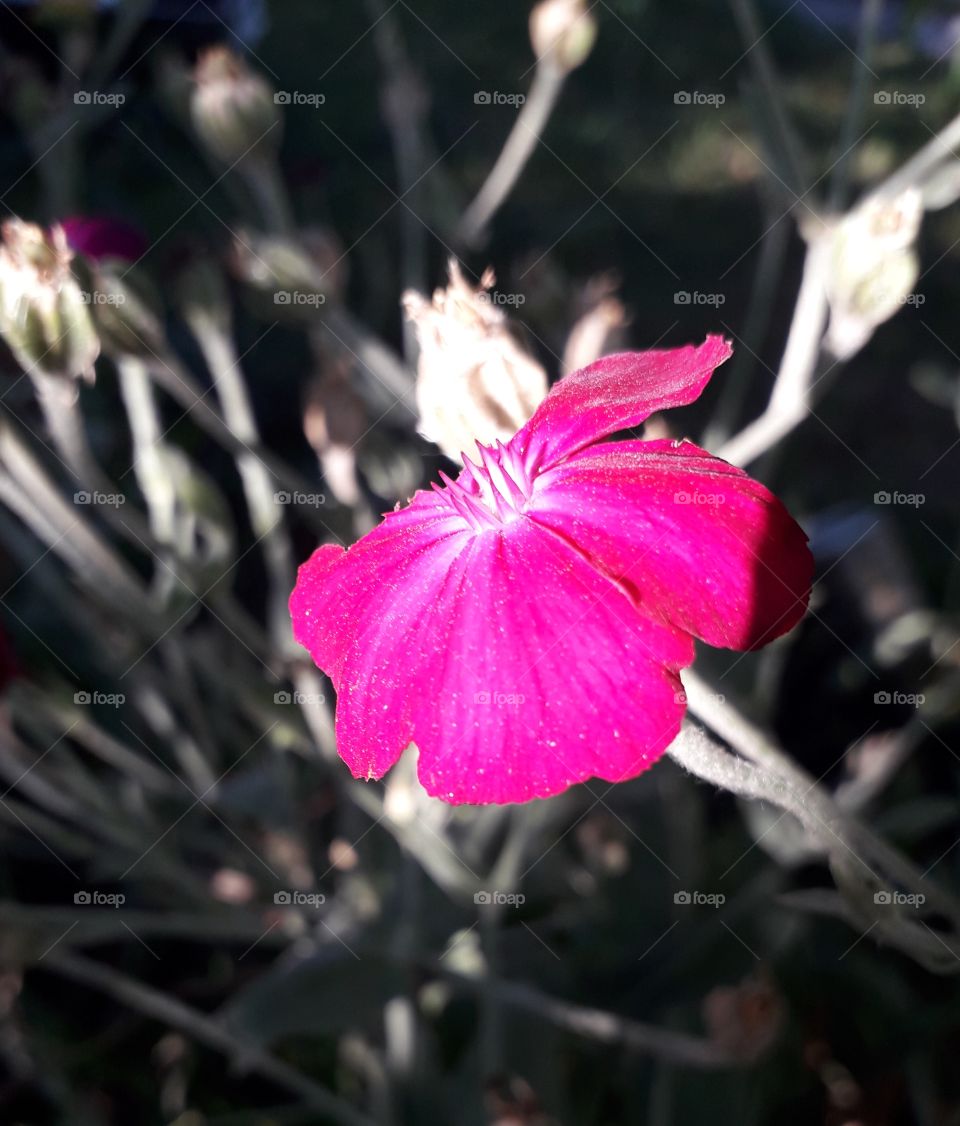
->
[60,216,149,265]
[513,336,732,471]
[530,439,813,651]
[290,491,472,779]
[412,522,692,803]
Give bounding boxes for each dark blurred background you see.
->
[0,1,959,1124]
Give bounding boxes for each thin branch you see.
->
[43,950,378,1126]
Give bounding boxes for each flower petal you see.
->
[300,507,693,803]
[513,336,732,471]
[292,490,472,716]
[415,523,693,803]
[530,439,812,650]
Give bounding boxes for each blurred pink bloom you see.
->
[291,337,812,805]
[61,216,148,266]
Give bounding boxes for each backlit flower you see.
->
[403,260,548,463]
[290,337,812,805]
[0,219,99,382]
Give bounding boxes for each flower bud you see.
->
[303,364,368,508]
[562,275,627,375]
[230,228,338,313]
[191,46,281,165]
[403,261,548,462]
[0,219,99,382]
[63,217,164,358]
[823,189,923,360]
[530,0,597,72]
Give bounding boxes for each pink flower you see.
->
[290,337,812,805]
[60,216,148,266]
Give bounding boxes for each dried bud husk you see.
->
[191,46,281,165]
[562,275,627,375]
[403,260,548,462]
[0,219,99,382]
[71,255,165,359]
[230,228,336,314]
[824,189,923,360]
[530,0,597,72]
[703,974,784,1062]
[303,364,368,508]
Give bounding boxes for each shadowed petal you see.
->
[530,439,812,651]
[514,335,732,471]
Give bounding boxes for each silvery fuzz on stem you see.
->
[0,219,100,383]
[402,260,548,463]
[191,46,281,166]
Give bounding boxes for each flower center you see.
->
[434,440,534,531]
